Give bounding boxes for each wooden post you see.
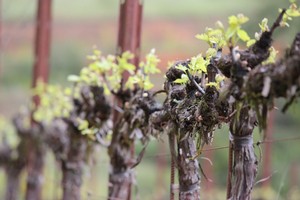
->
[202,149,214,191]
[26,1,52,200]
[32,0,51,87]
[0,0,2,77]
[226,141,233,200]
[117,0,142,199]
[156,142,167,200]
[117,0,143,74]
[108,1,143,200]
[289,162,299,189]
[262,110,274,187]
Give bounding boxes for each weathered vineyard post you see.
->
[108,0,143,199]
[32,0,51,88]
[0,0,2,76]
[26,0,52,200]
[262,110,274,187]
[116,0,142,67]
[202,150,214,191]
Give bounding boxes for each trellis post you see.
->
[26,1,52,200]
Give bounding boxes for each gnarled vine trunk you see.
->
[0,115,34,200]
[229,107,257,200]
[107,90,158,200]
[25,139,45,200]
[230,136,257,200]
[108,0,144,198]
[4,160,25,200]
[108,112,135,200]
[61,133,87,200]
[108,148,133,200]
[177,136,201,200]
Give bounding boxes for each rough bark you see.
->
[107,90,160,200]
[110,0,143,198]
[5,163,23,200]
[61,133,87,200]
[162,61,228,200]
[1,141,26,200]
[108,122,133,200]
[225,33,300,199]
[44,123,88,200]
[165,79,203,200]
[216,10,286,78]
[230,136,257,200]
[226,46,259,200]
[108,158,132,200]
[39,85,112,200]
[0,115,33,200]
[0,144,26,200]
[25,139,45,200]
[246,33,300,104]
[177,136,201,200]
[229,107,257,200]
[108,101,138,199]
[108,171,132,200]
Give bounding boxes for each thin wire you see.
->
[142,135,300,160]
[91,135,300,165]
[260,135,300,144]
[15,135,300,200]
[170,135,176,200]
[202,146,229,152]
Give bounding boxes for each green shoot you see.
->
[33,81,73,124]
[69,49,160,93]
[280,2,300,27]
[0,116,19,148]
[262,47,278,65]
[126,49,160,90]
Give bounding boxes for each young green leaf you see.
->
[175,64,188,72]
[189,55,208,74]
[68,75,80,82]
[78,119,89,131]
[206,82,219,89]
[262,47,278,64]
[215,74,225,83]
[143,49,161,74]
[259,18,269,32]
[280,2,300,27]
[143,76,155,90]
[247,39,256,47]
[205,48,217,59]
[237,29,250,42]
[174,74,189,84]
[125,76,140,90]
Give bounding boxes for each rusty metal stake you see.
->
[110,1,143,200]
[26,1,52,200]
[0,0,2,77]
[32,0,51,87]
[226,140,233,200]
[262,110,274,187]
[117,0,143,80]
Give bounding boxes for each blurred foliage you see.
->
[0,116,19,149]
[68,49,160,93]
[32,81,73,123]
